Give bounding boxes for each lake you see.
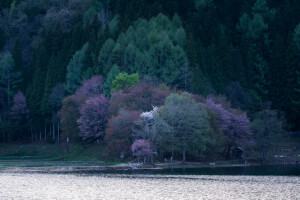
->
[0,165,299,200]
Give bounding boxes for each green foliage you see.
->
[97,38,115,74]
[103,64,120,96]
[294,23,300,51]
[0,53,21,107]
[111,72,139,92]
[65,43,89,94]
[161,93,211,161]
[99,13,188,87]
[83,7,97,26]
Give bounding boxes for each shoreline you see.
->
[0,162,298,173]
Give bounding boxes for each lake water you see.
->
[0,165,299,200]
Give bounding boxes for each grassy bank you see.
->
[0,144,124,168]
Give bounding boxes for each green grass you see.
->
[0,144,125,168]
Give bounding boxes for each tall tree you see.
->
[65,43,89,94]
[0,53,21,109]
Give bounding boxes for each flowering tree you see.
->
[109,82,170,116]
[105,109,140,158]
[131,139,153,162]
[133,106,170,154]
[59,76,104,142]
[75,75,103,98]
[77,94,109,143]
[206,97,252,158]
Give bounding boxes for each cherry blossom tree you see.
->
[109,82,170,116]
[77,94,109,143]
[105,109,140,158]
[131,139,153,162]
[206,97,253,158]
[75,75,103,98]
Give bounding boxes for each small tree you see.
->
[77,94,109,143]
[131,139,152,163]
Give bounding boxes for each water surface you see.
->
[0,166,299,200]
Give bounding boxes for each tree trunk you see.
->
[44,125,46,142]
[182,146,186,163]
[52,123,55,141]
[57,122,60,144]
[226,145,232,159]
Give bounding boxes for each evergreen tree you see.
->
[65,43,89,94]
[103,64,120,97]
[0,53,21,108]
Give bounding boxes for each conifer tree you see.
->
[65,43,89,94]
[103,64,120,97]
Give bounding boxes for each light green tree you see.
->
[111,72,140,92]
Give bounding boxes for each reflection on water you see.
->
[0,170,299,200]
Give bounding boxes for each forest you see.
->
[0,0,299,162]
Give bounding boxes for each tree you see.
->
[131,139,152,162]
[0,53,21,109]
[251,109,286,164]
[58,94,85,143]
[103,64,119,97]
[96,38,115,75]
[109,82,170,116]
[161,93,211,162]
[49,84,66,112]
[75,75,103,98]
[206,97,252,158]
[224,81,253,111]
[48,84,66,143]
[294,23,300,51]
[77,94,109,143]
[133,106,170,155]
[105,109,140,158]
[10,91,29,141]
[65,43,89,94]
[111,72,139,92]
[10,91,29,120]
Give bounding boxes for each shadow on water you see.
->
[63,165,300,176]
